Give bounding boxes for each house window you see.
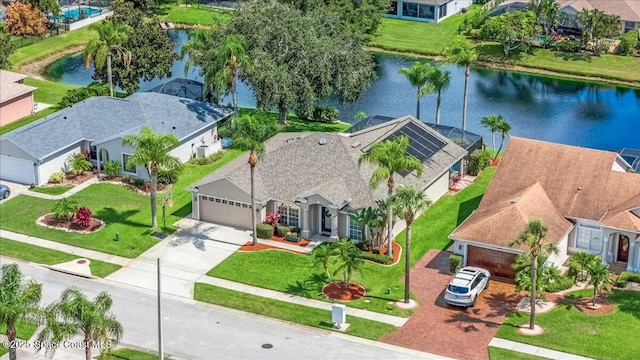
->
[387,1,398,15]
[624,21,636,33]
[402,2,418,17]
[277,203,300,228]
[418,4,434,19]
[576,225,603,252]
[122,154,135,174]
[348,217,363,241]
[89,146,97,160]
[439,3,447,18]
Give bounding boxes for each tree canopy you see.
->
[0,33,17,70]
[578,9,620,55]
[480,11,537,57]
[3,2,47,38]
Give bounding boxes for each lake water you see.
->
[46,29,640,151]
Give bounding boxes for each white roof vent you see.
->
[318,138,327,145]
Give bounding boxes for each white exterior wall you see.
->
[67,11,113,31]
[37,144,82,185]
[547,233,569,268]
[169,125,222,163]
[386,0,472,23]
[422,171,450,204]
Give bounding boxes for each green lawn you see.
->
[29,185,74,195]
[208,167,496,316]
[488,347,546,360]
[239,108,352,133]
[99,348,170,360]
[194,283,396,340]
[495,290,640,360]
[0,321,39,340]
[23,78,79,105]
[0,238,121,278]
[0,108,58,135]
[158,4,232,26]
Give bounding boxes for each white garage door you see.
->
[0,155,35,184]
[199,195,253,229]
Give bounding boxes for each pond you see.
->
[45,29,640,151]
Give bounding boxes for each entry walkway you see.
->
[23,177,99,200]
[489,338,594,360]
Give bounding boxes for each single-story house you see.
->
[386,0,473,23]
[0,92,232,185]
[188,115,467,240]
[449,137,640,280]
[0,70,36,126]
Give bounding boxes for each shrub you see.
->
[372,248,380,255]
[265,212,281,227]
[554,39,581,53]
[52,198,78,221]
[360,252,393,265]
[618,30,639,55]
[157,165,182,185]
[297,106,338,123]
[68,153,92,176]
[188,151,225,165]
[102,161,121,179]
[616,271,640,287]
[468,149,492,175]
[133,178,145,187]
[449,254,463,273]
[277,225,291,237]
[59,82,110,108]
[73,206,93,228]
[48,172,65,184]
[122,174,132,184]
[256,223,274,239]
[546,275,575,292]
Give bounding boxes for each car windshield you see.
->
[447,285,469,294]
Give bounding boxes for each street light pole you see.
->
[157,258,164,360]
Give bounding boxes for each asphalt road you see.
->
[3,258,449,360]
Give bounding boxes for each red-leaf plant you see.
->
[265,211,281,228]
[74,206,93,228]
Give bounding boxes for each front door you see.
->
[321,207,331,234]
[618,235,630,262]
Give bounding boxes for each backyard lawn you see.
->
[207,167,496,316]
[495,290,640,360]
[158,4,232,25]
[0,108,58,135]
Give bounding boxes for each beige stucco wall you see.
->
[0,93,33,126]
[196,178,252,204]
[422,171,450,204]
[38,144,83,185]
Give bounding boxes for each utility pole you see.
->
[158,258,164,360]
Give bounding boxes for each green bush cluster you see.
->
[448,254,463,273]
[133,178,145,187]
[277,225,291,237]
[157,166,182,185]
[48,171,65,184]
[188,151,225,165]
[546,275,575,292]
[256,223,274,239]
[102,161,121,179]
[554,39,581,53]
[297,106,338,123]
[618,30,639,56]
[59,82,110,109]
[616,271,640,287]
[360,252,393,265]
[468,149,492,175]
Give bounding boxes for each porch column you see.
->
[635,238,640,272]
[601,236,610,264]
[300,204,311,239]
[627,240,637,272]
[329,206,339,241]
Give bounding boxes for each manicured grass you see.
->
[488,347,546,360]
[495,290,640,360]
[0,149,243,258]
[8,27,98,71]
[194,283,396,340]
[239,108,352,133]
[158,4,232,25]
[99,348,169,360]
[0,238,122,278]
[0,320,39,340]
[208,167,496,316]
[29,186,74,195]
[0,108,58,135]
[23,78,79,105]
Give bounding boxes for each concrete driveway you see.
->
[0,181,29,203]
[381,250,519,360]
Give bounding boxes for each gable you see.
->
[0,139,36,161]
[196,178,252,204]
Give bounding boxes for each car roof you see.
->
[450,268,481,287]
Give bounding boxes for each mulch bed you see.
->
[99,177,170,195]
[269,235,311,247]
[570,294,615,315]
[62,171,95,185]
[37,213,105,233]
[238,241,306,254]
[378,241,402,265]
[323,282,366,301]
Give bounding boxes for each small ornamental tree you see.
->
[3,2,47,38]
[52,198,78,221]
[265,211,281,228]
[74,207,93,228]
[69,153,92,176]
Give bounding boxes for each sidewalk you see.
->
[199,276,408,327]
[489,338,594,360]
[23,177,99,200]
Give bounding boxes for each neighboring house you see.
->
[449,137,640,280]
[386,0,473,23]
[188,116,467,240]
[0,70,36,126]
[0,92,232,185]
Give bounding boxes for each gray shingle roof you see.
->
[1,92,232,160]
[191,116,467,210]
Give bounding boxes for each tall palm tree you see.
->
[539,0,560,37]
[480,115,503,159]
[392,185,432,304]
[427,65,451,124]
[443,42,478,130]
[84,20,132,97]
[495,117,512,159]
[586,262,614,307]
[398,61,434,120]
[181,29,220,102]
[310,244,337,283]
[509,219,558,330]
[0,264,42,360]
[358,135,423,257]
[222,114,278,246]
[122,126,181,229]
[37,288,122,360]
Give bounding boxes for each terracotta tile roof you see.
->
[559,0,640,22]
[0,70,36,103]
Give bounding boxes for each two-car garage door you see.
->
[198,195,253,229]
[466,245,517,280]
[0,155,35,184]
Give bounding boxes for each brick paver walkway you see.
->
[381,250,519,360]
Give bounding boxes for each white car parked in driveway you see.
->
[444,266,490,307]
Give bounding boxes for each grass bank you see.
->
[157,4,232,25]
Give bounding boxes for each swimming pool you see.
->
[50,7,102,21]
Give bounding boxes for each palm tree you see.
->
[83,20,132,97]
[0,264,42,360]
[427,65,451,124]
[334,239,364,288]
[539,0,560,37]
[358,135,423,257]
[512,254,563,300]
[398,61,434,120]
[480,115,503,160]
[221,114,278,246]
[37,288,122,360]
[495,117,512,159]
[586,262,614,307]
[443,42,478,130]
[392,185,432,304]
[310,244,337,283]
[568,251,599,283]
[122,126,181,229]
[509,219,558,330]
[182,30,220,102]
[349,207,376,243]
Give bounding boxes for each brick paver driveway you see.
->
[381,250,520,360]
